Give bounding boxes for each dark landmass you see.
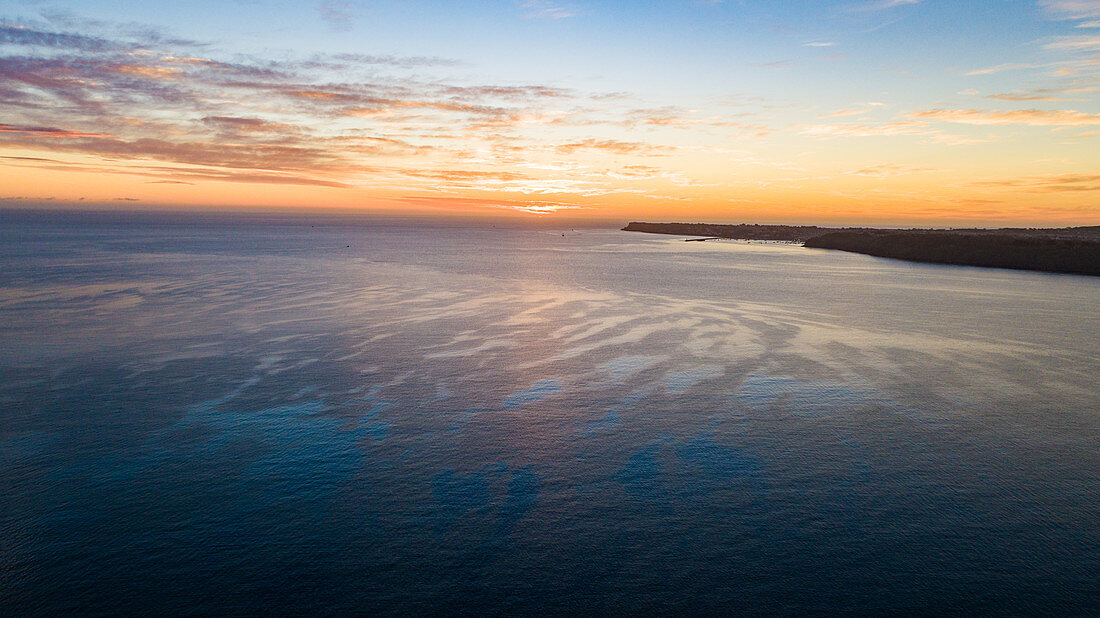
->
[805,230,1100,276]
[622,221,838,242]
[623,221,1100,276]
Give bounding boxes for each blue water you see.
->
[2,210,1098,614]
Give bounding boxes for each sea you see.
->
[2,209,1098,615]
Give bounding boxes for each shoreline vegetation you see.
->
[622,222,1100,277]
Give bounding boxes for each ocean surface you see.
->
[2,210,1098,615]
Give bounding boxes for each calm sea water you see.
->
[2,211,1098,614]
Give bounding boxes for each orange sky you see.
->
[2,1,1098,226]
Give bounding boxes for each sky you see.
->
[1,0,1098,225]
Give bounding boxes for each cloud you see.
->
[144,167,353,187]
[847,163,937,177]
[109,64,184,79]
[322,53,461,68]
[0,18,604,191]
[0,131,355,172]
[964,62,1040,76]
[0,13,764,203]
[398,169,528,182]
[852,0,920,12]
[798,120,983,144]
[1043,35,1100,51]
[624,107,769,133]
[985,93,1071,101]
[909,108,1100,125]
[0,23,119,51]
[318,2,355,31]
[0,195,58,202]
[797,120,929,137]
[613,165,662,178]
[803,42,836,47]
[554,138,671,155]
[201,116,301,135]
[972,173,1100,192]
[924,133,988,145]
[521,1,576,19]
[980,85,1099,102]
[441,84,572,99]
[345,99,512,118]
[35,10,204,48]
[1038,0,1100,20]
[1,155,62,163]
[817,108,873,118]
[0,123,113,138]
[1,154,354,187]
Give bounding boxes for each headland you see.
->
[622,222,1100,276]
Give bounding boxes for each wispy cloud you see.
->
[964,62,1040,76]
[910,108,1100,125]
[520,1,576,19]
[0,14,742,207]
[1043,35,1100,51]
[0,23,120,51]
[318,2,355,31]
[972,173,1100,192]
[847,163,937,177]
[851,0,920,12]
[397,169,528,183]
[1039,0,1100,20]
[985,93,1071,102]
[622,107,769,133]
[817,108,873,118]
[797,120,928,137]
[796,119,983,145]
[980,84,1099,102]
[554,138,672,155]
[0,123,113,139]
[0,153,354,187]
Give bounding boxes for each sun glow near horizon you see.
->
[1,0,1098,227]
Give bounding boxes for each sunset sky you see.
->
[1,0,1098,225]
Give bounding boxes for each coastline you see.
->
[623,222,1100,277]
